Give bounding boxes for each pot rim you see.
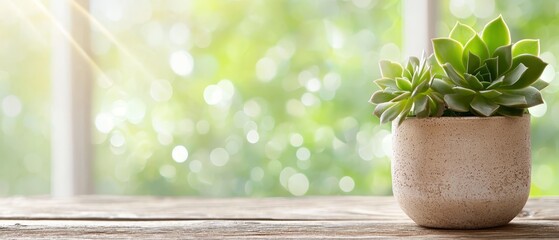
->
[399,114,530,122]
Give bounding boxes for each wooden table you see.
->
[0,196,558,238]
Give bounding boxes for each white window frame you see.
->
[51,0,93,197]
[403,0,438,57]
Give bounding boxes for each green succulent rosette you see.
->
[431,16,549,116]
[370,54,445,125]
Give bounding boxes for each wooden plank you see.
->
[0,219,558,239]
[0,197,558,238]
[0,196,558,221]
[0,196,405,220]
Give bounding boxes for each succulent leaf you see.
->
[442,63,467,87]
[374,78,397,90]
[493,45,512,76]
[430,92,444,103]
[392,92,412,102]
[487,76,504,89]
[481,16,511,55]
[429,95,445,116]
[444,94,473,112]
[411,80,429,97]
[481,80,491,88]
[433,38,465,73]
[395,77,412,91]
[413,95,430,117]
[396,101,413,126]
[503,63,528,86]
[404,57,419,79]
[502,86,543,107]
[373,102,394,118]
[379,60,403,78]
[474,64,491,79]
[479,89,502,99]
[493,94,527,107]
[380,102,403,124]
[403,69,412,80]
[467,52,481,74]
[453,86,476,95]
[449,22,477,46]
[464,73,484,90]
[470,95,499,116]
[428,54,445,77]
[431,78,454,94]
[485,57,499,81]
[463,34,489,64]
[370,91,396,104]
[525,91,544,107]
[407,57,420,69]
[481,73,492,82]
[508,55,548,88]
[532,79,549,90]
[512,39,540,57]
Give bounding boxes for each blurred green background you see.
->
[0,0,557,196]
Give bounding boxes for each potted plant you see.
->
[370,16,549,229]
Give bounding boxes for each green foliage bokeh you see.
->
[0,0,557,197]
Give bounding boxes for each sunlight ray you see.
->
[6,1,48,46]
[67,0,156,80]
[32,0,109,82]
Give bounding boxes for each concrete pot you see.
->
[391,115,531,229]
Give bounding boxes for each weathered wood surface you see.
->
[0,196,558,239]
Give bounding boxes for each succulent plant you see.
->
[431,16,549,116]
[370,16,551,124]
[370,54,445,125]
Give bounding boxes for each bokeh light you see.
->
[1,0,558,197]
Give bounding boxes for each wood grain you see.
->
[0,196,558,239]
[0,196,405,221]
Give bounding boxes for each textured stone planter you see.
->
[392,115,531,229]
